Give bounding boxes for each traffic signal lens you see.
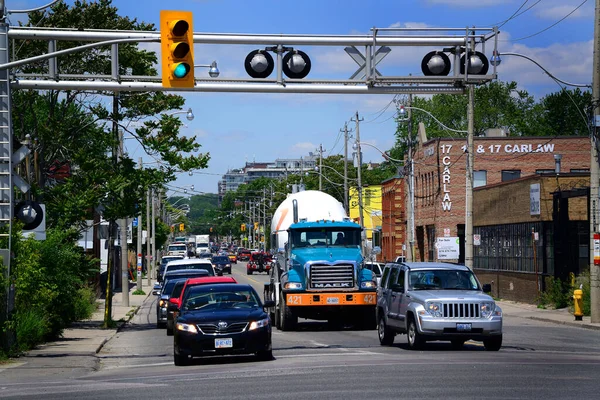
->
[172,63,190,78]
[170,20,189,37]
[171,42,190,59]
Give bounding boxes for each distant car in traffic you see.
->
[156,269,210,329]
[364,261,385,286]
[163,258,215,278]
[211,255,232,275]
[228,253,237,264]
[173,283,275,366]
[158,255,184,283]
[237,249,251,261]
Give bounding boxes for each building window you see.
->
[501,170,521,182]
[474,170,487,188]
[426,225,436,261]
[571,169,589,173]
[536,169,555,174]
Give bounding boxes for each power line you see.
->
[507,0,588,42]
[495,0,531,28]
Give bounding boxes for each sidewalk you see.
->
[497,300,600,331]
[22,282,152,357]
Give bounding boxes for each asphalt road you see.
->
[1,261,600,399]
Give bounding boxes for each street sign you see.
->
[443,228,450,237]
[474,234,481,246]
[436,237,460,260]
[132,217,138,227]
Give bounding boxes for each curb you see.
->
[526,316,600,331]
[94,303,142,354]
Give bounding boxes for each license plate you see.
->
[215,338,233,348]
[326,297,339,304]
[456,323,472,332]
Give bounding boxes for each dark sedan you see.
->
[211,255,232,275]
[173,283,274,366]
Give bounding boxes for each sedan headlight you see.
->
[425,301,443,317]
[480,302,496,318]
[159,299,167,307]
[284,282,302,290]
[176,322,198,334]
[249,317,270,331]
[360,281,376,289]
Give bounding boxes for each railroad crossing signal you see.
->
[160,10,194,88]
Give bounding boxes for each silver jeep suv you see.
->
[376,262,503,351]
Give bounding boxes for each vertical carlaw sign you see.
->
[530,184,540,216]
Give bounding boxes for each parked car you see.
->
[156,269,211,328]
[167,276,238,336]
[158,255,184,283]
[163,258,215,278]
[211,255,232,275]
[237,249,251,261]
[364,261,385,286]
[246,251,271,275]
[228,253,238,264]
[173,283,275,366]
[376,262,503,350]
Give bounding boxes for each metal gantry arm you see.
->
[3,25,500,94]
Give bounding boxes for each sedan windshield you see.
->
[212,256,229,263]
[183,289,260,311]
[408,269,480,291]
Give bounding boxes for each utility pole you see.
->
[119,130,129,307]
[465,84,475,270]
[146,187,151,286]
[343,123,349,214]
[406,95,415,262]
[318,143,325,191]
[151,188,156,283]
[136,158,142,292]
[590,0,600,323]
[352,111,366,254]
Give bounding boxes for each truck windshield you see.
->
[290,228,361,248]
[408,269,480,291]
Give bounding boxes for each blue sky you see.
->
[11,0,595,194]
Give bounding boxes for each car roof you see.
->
[189,283,254,293]
[185,276,236,285]
[167,259,212,266]
[394,262,470,271]
[164,269,210,277]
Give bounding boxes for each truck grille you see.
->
[309,264,354,289]
[197,322,248,334]
[443,303,481,318]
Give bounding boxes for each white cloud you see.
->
[292,142,318,152]
[534,1,593,20]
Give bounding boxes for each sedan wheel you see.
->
[173,351,189,366]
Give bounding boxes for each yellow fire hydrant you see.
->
[573,286,584,321]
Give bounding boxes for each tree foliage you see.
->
[11,0,209,230]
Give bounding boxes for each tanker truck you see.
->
[264,190,377,331]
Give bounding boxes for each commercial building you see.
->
[349,186,383,255]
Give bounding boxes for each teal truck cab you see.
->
[264,191,377,330]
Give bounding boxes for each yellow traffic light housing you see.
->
[179,223,184,231]
[160,10,195,88]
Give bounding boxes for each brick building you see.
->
[473,173,589,303]
[411,133,590,264]
[381,176,405,262]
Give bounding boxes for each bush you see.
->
[15,309,50,351]
[72,286,98,321]
[538,277,570,309]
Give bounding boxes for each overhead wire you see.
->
[507,0,588,42]
[495,0,531,29]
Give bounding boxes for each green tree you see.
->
[11,0,210,230]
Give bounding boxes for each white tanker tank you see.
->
[270,190,347,251]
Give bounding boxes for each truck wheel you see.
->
[407,317,424,350]
[483,335,502,351]
[378,315,394,345]
[279,300,297,331]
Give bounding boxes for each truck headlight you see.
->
[284,282,302,290]
[176,322,198,334]
[249,317,270,331]
[425,301,443,317]
[360,281,376,289]
[480,302,496,318]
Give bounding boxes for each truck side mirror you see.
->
[482,283,492,293]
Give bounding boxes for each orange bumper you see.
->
[286,292,376,307]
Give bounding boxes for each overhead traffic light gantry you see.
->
[160,10,195,88]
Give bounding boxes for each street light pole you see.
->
[406,94,415,262]
[119,130,129,306]
[146,187,151,286]
[136,157,142,292]
[590,0,600,323]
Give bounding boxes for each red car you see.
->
[246,252,272,275]
[238,249,251,261]
[166,276,237,335]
